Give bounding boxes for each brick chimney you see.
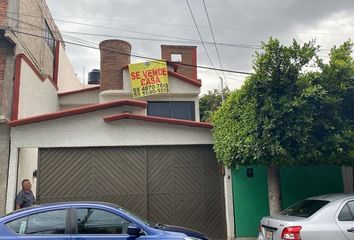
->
[99,40,131,91]
[0,0,8,26]
[161,45,197,79]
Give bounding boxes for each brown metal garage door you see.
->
[37,145,226,239]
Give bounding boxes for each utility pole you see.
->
[220,76,235,239]
[220,77,225,102]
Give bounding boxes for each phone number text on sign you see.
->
[132,83,169,98]
[129,61,169,98]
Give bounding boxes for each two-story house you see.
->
[6,37,230,239]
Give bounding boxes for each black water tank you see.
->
[88,69,100,84]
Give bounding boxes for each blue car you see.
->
[0,202,208,240]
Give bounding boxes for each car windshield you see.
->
[280,200,329,218]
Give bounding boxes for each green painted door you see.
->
[232,166,269,237]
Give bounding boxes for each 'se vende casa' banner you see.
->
[129,61,169,98]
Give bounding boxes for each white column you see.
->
[6,147,19,213]
[224,167,235,240]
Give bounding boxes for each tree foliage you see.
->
[199,87,230,122]
[212,38,354,168]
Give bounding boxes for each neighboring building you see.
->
[0,0,82,215]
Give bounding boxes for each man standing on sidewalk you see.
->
[15,179,36,209]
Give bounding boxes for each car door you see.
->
[336,200,354,240]
[71,208,143,240]
[5,209,70,240]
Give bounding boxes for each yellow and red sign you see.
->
[128,61,169,98]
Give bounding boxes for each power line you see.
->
[202,0,227,84]
[4,13,336,52]
[6,10,354,38]
[3,13,263,50]
[185,0,221,78]
[3,15,253,73]
[2,27,252,75]
[62,31,262,50]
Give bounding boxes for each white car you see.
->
[258,193,354,240]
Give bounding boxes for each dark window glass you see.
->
[43,21,55,55]
[338,201,354,221]
[6,217,28,234]
[26,210,67,234]
[280,200,329,218]
[339,204,354,221]
[6,210,67,235]
[147,101,195,121]
[76,208,131,234]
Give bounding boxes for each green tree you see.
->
[212,38,354,214]
[199,87,230,122]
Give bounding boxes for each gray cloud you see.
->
[46,0,354,93]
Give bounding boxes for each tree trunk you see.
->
[267,166,281,215]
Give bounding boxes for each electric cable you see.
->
[202,0,227,86]
[185,0,221,78]
[1,26,252,75]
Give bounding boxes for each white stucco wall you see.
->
[6,107,213,211]
[59,89,100,110]
[11,107,213,148]
[18,59,58,118]
[57,44,83,93]
[17,148,38,197]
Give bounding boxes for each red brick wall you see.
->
[99,40,131,91]
[0,0,8,26]
[161,45,197,79]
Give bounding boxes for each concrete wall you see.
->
[17,148,38,197]
[18,58,58,118]
[0,122,10,215]
[59,90,100,109]
[0,39,15,120]
[57,43,83,93]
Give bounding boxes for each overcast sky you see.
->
[46,0,354,94]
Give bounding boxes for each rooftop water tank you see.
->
[88,69,100,84]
